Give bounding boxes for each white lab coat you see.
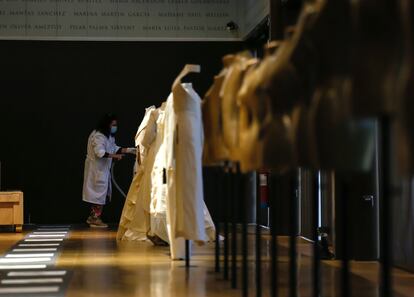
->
[82,130,120,205]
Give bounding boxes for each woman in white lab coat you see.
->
[82,113,134,228]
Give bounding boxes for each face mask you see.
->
[110,126,118,134]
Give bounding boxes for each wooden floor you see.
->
[0,227,413,297]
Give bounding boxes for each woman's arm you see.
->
[117,148,137,154]
[102,152,124,160]
[93,134,124,160]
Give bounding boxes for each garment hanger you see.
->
[172,64,201,92]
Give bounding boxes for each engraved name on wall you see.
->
[0,0,242,40]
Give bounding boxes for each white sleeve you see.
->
[111,139,121,154]
[200,102,204,146]
[92,133,107,158]
[115,144,121,154]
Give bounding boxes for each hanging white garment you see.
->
[117,107,159,241]
[173,82,208,240]
[175,82,216,241]
[133,106,156,175]
[118,66,215,258]
[164,92,186,259]
[82,131,120,205]
[148,105,170,243]
[164,65,216,259]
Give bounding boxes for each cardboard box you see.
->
[0,191,24,232]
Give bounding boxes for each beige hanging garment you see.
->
[202,54,234,165]
[166,65,216,259]
[237,42,296,172]
[117,108,159,241]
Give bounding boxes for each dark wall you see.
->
[393,180,414,272]
[392,126,414,272]
[0,40,243,224]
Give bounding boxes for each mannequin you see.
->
[167,65,216,259]
[248,0,350,171]
[258,0,399,172]
[118,66,215,259]
[131,106,156,175]
[117,107,159,241]
[202,55,234,165]
[310,82,375,172]
[238,42,297,172]
[309,0,402,171]
[221,52,258,162]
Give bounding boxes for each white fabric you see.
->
[117,66,216,261]
[117,107,159,241]
[135,106,157,159]
[171,82,215,242]
[120,104,172,245]
[82,130,120,205]
[163,81,216,259]
[133,106,156,175]
[149,106,169,243]
[164,93,186,259]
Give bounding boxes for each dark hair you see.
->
[96,113,117,137]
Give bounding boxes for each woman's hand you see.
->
[109,153,124,161]
[121,147,137,155]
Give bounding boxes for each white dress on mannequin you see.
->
[133,106,156,175]
[148,104,170,243]
[173,82,210,241]
[165,65,216,259]
[117,66,215,260]
[117,107,159,241]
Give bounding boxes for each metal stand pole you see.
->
[231,167,238,289]
[215,168,222,273]
[340,176,350,297]
[289,172,298,297]
[185,240,190,268]
[312,170,321,297]
[256,172,262,297]
[224,167,230,280]
[241,172,249,297]
[269,172,278,297]
[379,116,392,297]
